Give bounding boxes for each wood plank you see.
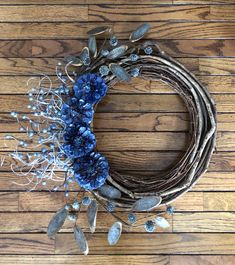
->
[0,172,234,191]
[0,192,18,211]
[1,39,235,58]
[0,234,54,254]
[0,94,233,113]
[173,212,235,232]
[0,212,172,233]
[1,150,234,172]
[174,0,235,3]
[1,22,235,39]
[170,255,235,265]
[1,113,234,132]
[0,57,235,76]
[18,191,203,212]
[204,192,235,211]
[55,233,235,254]
[89,5,211,21]
[0,255,169,265]
[0,75,234,94]
[0,6,88,22]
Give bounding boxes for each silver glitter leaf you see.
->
[107,45,128,60]
[154,216,170,229]
[88,35,97,58]
[87,200,98,233]
[74,225,89,255]
[87,26,111,36]
[98,184,121,199]
[47,207,68,238]
[132,196,162,211]
[109,63,131,82]
[107,221,122,246]
[130,23,150,42]
[79,47,90,65]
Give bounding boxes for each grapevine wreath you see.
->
[5,24,216,254]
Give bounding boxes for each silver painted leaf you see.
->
[107,45,128,60]
[87,200,98,233]
[47,207,68,238]
[64,55,82,66]
[87,26,111,36]
[98,184,121,199]
[88,35,97,58]
[154,216,170,229]
[74,225,89,255]
[107,221,122,246]
[109,63,131,82]
[132,196,162,211]
[130,23,150,42]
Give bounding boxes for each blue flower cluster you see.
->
[61,73,109,190]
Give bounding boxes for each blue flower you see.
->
[62,126,96,158]
[144,46,153,55]
[74,73,108,105]
[61,98,94,126]
[74,151,109,190]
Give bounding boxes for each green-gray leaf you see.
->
[47,207,68,238]
[88,35,97,58]
[132,196,162,211]
[130,23,150,42]
[87,200,98,233]
[107,221,122,246]
[107,45,128,60]
[109,63,131,82]
[98,184,121,199]
[74,225,89,255]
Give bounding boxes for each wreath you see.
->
[5,24,216,255]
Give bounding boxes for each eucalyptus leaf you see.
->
[74,225,89,255]
[107,45,128,60]
[109,63,131,82]
[47,207,68,238]
[88,35,97,58]
[154,216,170,229]
[107,221,122,246]
[87,26,111,36]
[132,196,162,211]
[130,23,150,42]
[87,200,98,233]
[98,184,121,199]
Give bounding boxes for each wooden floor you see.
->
[0,0,235,264]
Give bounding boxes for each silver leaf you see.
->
[87,26,111,36]
[74,225,89,255]
[47,207,68,238]
[98,184,121,199]
[64,55,82,66]
[107,221,122,246]
[132,196,162,211]
[87,200,98,233]
[88,35,97,58]
[109,63,131,82]
[79,47,90,64]
[130,23,150,42]
[154,216,170,229]
[107,45,128,60]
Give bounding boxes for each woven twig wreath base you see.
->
[94,52,217,208]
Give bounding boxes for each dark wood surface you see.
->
[0,1,235,264]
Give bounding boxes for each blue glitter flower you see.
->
[128,213,137,224]
[61,98,94,126]
[131,67,140,77]
[74,73,108,105]
[62,126,96,158]
[109,36,118,46]
[130,54,139,62]
[144,220,156,232]
[99,65,109,76]
[74,151,109,190]
[144,46,153,55]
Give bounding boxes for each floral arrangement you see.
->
[4,24,216,255]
